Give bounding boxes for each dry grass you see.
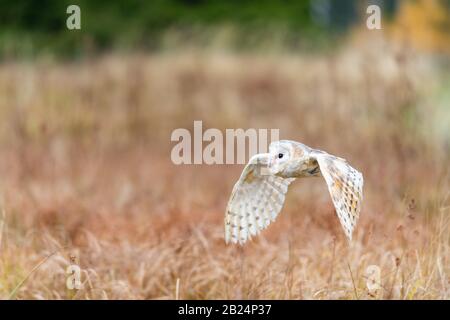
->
[0,35,448,299]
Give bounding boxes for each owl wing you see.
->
[225,153,295,245]
[313,151,364,241]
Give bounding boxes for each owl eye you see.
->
[278,153,284,159]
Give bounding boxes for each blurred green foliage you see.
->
[0,0,396,58]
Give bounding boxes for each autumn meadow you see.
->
[0,0,449,300]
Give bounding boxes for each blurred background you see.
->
[0,0,448,299]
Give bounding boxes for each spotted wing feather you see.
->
[225,154,294,245]
[313,152,363,240]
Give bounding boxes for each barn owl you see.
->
[224,140,363,244]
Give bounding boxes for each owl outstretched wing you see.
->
[313,151,364,240]
[225,154,295,245]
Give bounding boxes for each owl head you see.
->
[268,140,310,175]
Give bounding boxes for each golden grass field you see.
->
[0,35,448,299]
